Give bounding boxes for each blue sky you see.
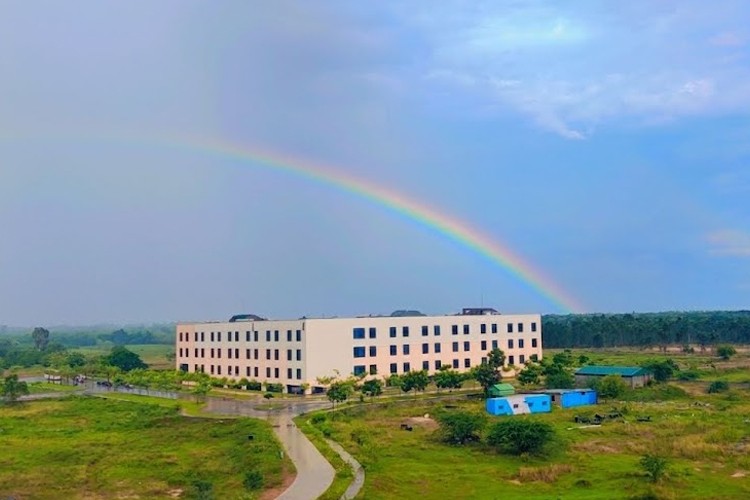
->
[1,1,749,325]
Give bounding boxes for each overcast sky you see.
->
[1,1,749,326]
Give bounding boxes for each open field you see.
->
[308,380,750,499]
[74,344,174,369]
[0,396,289,499]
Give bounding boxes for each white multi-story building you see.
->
[175,307,543,393]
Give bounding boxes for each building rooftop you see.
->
[575,366,649,377]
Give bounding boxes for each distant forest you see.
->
[542,311,750,349]
[0,324,175,347]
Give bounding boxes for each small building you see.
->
[543,389,598,408]
[488,383,516,398]
[486,394,551,416]
[575,366,651,389]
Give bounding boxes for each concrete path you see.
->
[325,439,365,500]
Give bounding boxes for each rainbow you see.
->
[174,137,584,313]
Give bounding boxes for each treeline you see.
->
[542,311,750,349]
[1,325,175,347]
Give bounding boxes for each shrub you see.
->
[595,374,627,399]
[716,345,737,360]
[246,380,262,391]
[310,413,327,425]
[486,419,554,455]
[708,380,729,393]
[263,392,274,400]
[639,454,667,483]
[265,383,284,393]
[243,470,264,490]
[677,370,700,381]
[436,411,486,444]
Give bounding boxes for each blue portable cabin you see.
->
[486,394,551,416]
[544,389,598,408]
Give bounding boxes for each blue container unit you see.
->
[560,389,597,408]
[486,394,551,416]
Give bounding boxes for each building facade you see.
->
[175,308,543,393]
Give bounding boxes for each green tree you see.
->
[544,363,574,389]
[643,359,677,383]
[31,327,50,351]
[361,378,383,399]
[716,345,737,360]
[436,411,486,444]
[473,348,505,397]
[707,380,729,393]
[327,380,353,411]
[486,419,554,455]
[402,370,429,396]
[595,374,627,399]
[103,346,148,372]
[1,374,30,402]
[517,363,542,386]
[386,374,403,388]
[434,367,463,392]
[640,454,667,483]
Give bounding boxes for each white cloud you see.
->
[706,229,750,257]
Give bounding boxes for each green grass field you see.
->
[308,381,750,499]
[74,344,174,369]
[0,396,289,499]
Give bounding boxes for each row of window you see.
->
[179,329,303,343]
[352,338,537,358]
[353,322,537,340]
[355,354,530,376]
[193,364,304,380]
[179,347,302,362]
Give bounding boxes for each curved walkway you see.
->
[325,438,365,500]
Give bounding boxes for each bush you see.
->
[486,419,554,455]
[595,374,627,399]
[265,383,284,393]
[243,470,264,490]
[708,380,729,393]
[639,454,667,483]
[436,411,486,444]
[716,345,737,360]
[310,413,327,425]
[263,392,274,400]
[246,380,262,391]
[677,369,700,381]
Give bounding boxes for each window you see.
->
[369,327,377,339]
[287,330,292,342]
[518,339,524,348]
[519,355,525,364]
[390,363,398,374]
[435,360,442,370]
[518,323,524,333]
[266,349,271,360]
[218,332,222,342]
[254,331,259,342]
[353,346,366,358]
[492,323,498,334]
[179,332,183,342]
[235,348,239,359]
[228,332,232,342]
[254,367,259,377]
[421,325,428,336]
[434,325,441,336]
[296,330,302,341]
[531,322,537,332]
[452,342,459,352]
[296,369,302,380]
[266,367,271,377]
[403,344,410,355]
[354,365,366,376]
[274,367,279,378]
[266,330,271,342]
[194,332,198,342]
[481,357,487,365]
[254,349,258,359]
[287,368,292,379]
[492,340,498,349]
[463,341,470,352]
[422,360,429,370]
[296,349,302,361]
[464,358,471,368]
[353,327,365,339]
[210,348,215,358]
[369,364,377,375]
[390,345,397,356]
[246,366,251,376]
[217,366,222,375]
[448,358,458,369]
[508,339,514,349]
[507,323,513,333]
[210,365,215,375]
[434,343,442,353]
[217,349,222,358]
[463,324,470,335]
[403,362,411,372]
[532,338,538,348]
[452,325,458,335]
[513,403,519,409]
[228,349,232,359]
[403,326,410,337]
[481,340,487,350]
[508,355,514,365]
[193,348,198,357]
[421,343,429,354]
[481,324,487,334]
[246,349,251,360]
[369,346,377,357]
[287,349,292,361]
[201,332,205,342]
[390,326,397,338]
[246,331,251,341]
[274,330,279,342]
[274,349,279,361]
[210,331,214,342]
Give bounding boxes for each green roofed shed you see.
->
[488,383,515,397]
[574,365,652,389]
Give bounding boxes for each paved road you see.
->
[326,439,364,500]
